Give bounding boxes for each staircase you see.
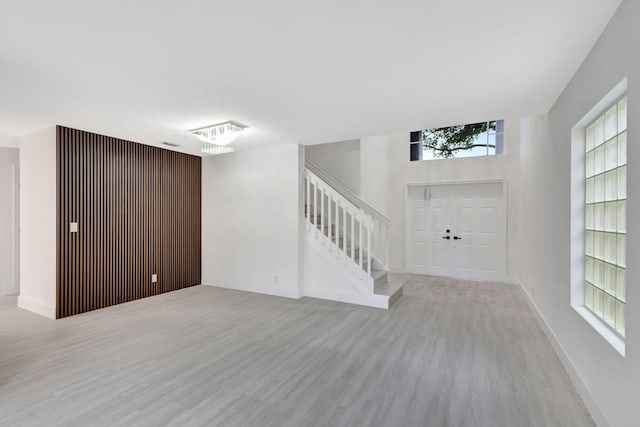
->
[303,159,402,309]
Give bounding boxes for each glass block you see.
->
[617,234,626,268]
[617,200,626,233]
[586,178,595,204]
[604,293,616,327]
[594,203,605,230]
[594,145,606,175]
[594,259,605,288]
[618,132,627,166]
[595,117,605,147]
[605,105,617,141]
[605,170,617,201]
[604,263,617,295]
[616,268,626,302]
[586,124,595,152]
[585,282,594,310]
[594,287,604,317]
[605,138,617,171]
[604,202,617,232]
[585,204,594,230]
[586,256,594,282]
[616,301,625,337]
[605,233,617,264]
[594,174,605,203]
[617,97,627,132]
[617,166,626,199]
[595,232,606,260]
[585,231,594,256]
[586,150,595,178]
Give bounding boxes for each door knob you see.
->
[453,236,462,240]
[442,236,450,240]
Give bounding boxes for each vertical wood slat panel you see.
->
[56,126,202,318]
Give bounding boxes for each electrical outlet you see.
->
[152,274,157,283]
[70,222,78,233]
[273,275,278,284]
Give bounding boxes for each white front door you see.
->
[407,182,506,281]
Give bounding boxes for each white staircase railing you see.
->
[304,160,390,287]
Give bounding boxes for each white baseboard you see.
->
[201,281,303,299]
[304,288,389,309]
[17,295,56,319]
[517,279,611,427]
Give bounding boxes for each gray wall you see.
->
[0,147,19,296]
[306,139,360,194]
[516,1,639,426]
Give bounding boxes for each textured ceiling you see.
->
[0,0,622,155]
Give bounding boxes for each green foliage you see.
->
[422,121,496,158]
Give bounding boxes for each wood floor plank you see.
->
[0,275,594,426]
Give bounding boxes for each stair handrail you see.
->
[305,159,390,225]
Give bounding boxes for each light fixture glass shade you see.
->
[191,121,247,146]
[201,144,235,156]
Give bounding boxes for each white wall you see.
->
[0,148,19,296]
[18,126,56,318]
[516,2,639,426]
[359,135,389,215]
[201,144,305,298]
[360,119,521,278]
[306,139,360,194]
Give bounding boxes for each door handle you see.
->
[442,236,450,240]
[453,236,462,240]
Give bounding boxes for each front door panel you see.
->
[407,182,505,281]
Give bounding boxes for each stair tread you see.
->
[374,274,404,298]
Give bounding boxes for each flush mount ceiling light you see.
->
[191,120,248,146]
[201,145,235,156]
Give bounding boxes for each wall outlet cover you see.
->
[152,274,157,283]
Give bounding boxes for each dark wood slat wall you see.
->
[56,126,201,318]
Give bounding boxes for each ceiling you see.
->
[0,0,622,155]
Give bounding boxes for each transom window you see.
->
[410,120,505,161]
[584,96,627,337]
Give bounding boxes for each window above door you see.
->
[410,120,505,161]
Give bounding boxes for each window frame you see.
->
[570,78,627,356]
[412,120,505,161]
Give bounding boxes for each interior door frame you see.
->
[403,179,508,281]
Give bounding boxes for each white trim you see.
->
[201,282,303,299]
[404,179,508,282]
[17,295,56,319]
[517,278,612,427]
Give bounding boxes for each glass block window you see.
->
[584,96,627,337]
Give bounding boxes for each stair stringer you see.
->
[303,233,390,309]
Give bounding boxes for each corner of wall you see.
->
[18,126,57,317]
[17,295,56,319]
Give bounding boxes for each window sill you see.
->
[572,305,625,357]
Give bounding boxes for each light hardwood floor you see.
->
[0,276,593,426]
